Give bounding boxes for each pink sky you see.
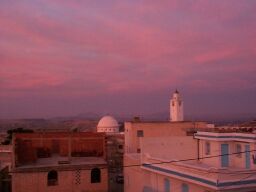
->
[0,0,256,119]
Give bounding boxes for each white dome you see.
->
[97,116,119,133]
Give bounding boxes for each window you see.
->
[91,168,101,183]
[75,169,81,185]
[137,130,144,137]
[236,144,242,157]
[47,170,58,186]
[181,183,189,192]
[205,141,210,155]
[164,178,170,192]
[221,143,229,167]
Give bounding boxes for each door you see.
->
[245,145,251,169]
[221,144,229,167]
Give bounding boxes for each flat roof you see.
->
[14,155,107,172]
[126,121,206,124]
[142,159,256,190]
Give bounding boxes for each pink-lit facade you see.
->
[124,121,256,192]
[11,132,108,192]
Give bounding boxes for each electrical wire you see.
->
[122,149,256,169]
[9,149,256,173]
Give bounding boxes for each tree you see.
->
[1,128,33,145]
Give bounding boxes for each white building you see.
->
[97,115,119,133]
[124,124,256,192]
[170,90,184,122]
[124,91,256,192]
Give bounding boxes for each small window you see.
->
[47,170,58,186]
[137,148,141,153]
[118,145,123,149]
[137,130,144,137]
[164,178,170,192]
[236,144,242,157]
[205,141,210,155]
[172,101,175,106]
[91,168,101,183]
[182,183,189,192]
[75,170,81,185]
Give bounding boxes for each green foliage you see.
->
[1,127,33,145]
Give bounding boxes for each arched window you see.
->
[47,170,58,186]
[91,168,101,183]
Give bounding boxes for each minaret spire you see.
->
[170,90,184,122]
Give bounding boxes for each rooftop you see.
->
[196,127,256,133]
[143,155,256,190]
[14,155,107,172]
[126,120,205,124]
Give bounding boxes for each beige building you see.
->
[124,120,256,192]
[12,132,108,192]
[124,121,207,192]
[124,121,206,154]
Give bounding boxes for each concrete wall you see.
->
[124,154,147,192]
[199,140,256,169]
[199,140,220,167]
[125,121,207,154]
[231,142,256,169]
[151,173,213,192]
[141,136,198,161]
[12,169,108,192]
[124,153,213,192]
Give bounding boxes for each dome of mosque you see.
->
[97,115,119,133]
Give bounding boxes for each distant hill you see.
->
[0,118,98,132]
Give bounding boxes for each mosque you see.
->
[96,89,184,134]
[97,115,119,133]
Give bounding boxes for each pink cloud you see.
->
[194,48,238,64]
[0,0,256,118]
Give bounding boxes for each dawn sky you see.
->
[0,0,256,119]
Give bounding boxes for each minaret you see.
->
[170,89,184,122]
